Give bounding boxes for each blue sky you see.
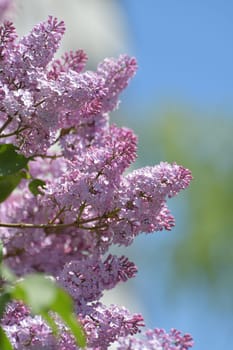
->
[120,0,233,112]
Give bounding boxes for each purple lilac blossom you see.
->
[58,254,137,313]
[0,17,137,156]
[0,17,193,349]
[81,303,145,350]
[117,328,194,350]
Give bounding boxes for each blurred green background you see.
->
[11,1,233,349]
[120,105,233,349]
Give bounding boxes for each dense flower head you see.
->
[0,16,193,350]
[58,254,137,313]
[2,302,144,350]
[3,309,63,349]
[20,16,66,68]
[1,159,192,276]
[2,302,57,349]
[0,17,137,156]
[117,328,194,350]
[82,303,145,350]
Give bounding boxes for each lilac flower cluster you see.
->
[117,328,194,350]
[0,16,193,350]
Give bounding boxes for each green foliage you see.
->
[0,144,29,176]
[0,292,11,319]
[125,105,233,309]
[155,111,233,295]
[0,172,25,202]
[0,327,13,350]
[0,240,3,263]
[0,143,31,202]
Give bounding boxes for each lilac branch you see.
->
[0,114,13,134]
[0,208,120,230]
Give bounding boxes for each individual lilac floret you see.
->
[117,328,194,350]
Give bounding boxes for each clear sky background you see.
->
[120,0,233,113]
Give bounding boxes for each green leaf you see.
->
[11,274,86,348]
[12,274,57,314]
[0,264,17,284]
[0,144,29,176]
[0,240,3,264]
[0,326,13,350]
[28,179,46,196]
[61,312,86,348]
[49,288,86,347]
[0,265,15,318]
[0,293,11,319]
[0,172,24,202]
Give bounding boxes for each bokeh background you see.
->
[10,1,233,349]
